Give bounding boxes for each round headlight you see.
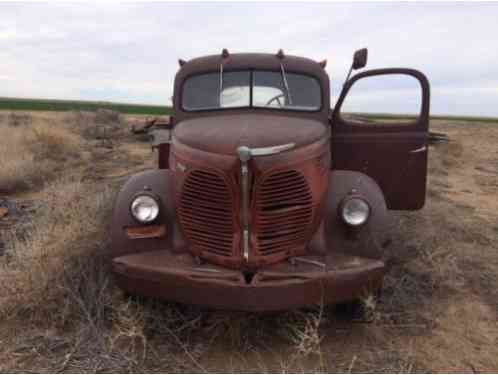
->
[131,195,159,223]
[341,197,370,226]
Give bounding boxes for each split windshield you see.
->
[182,70,321,111]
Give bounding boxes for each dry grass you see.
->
[0,177,112,320]
[0,113,496,373]
[0,119,84,193]
[8,112,32,127]
[69,109,126,144]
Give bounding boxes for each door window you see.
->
[339,74,422,125]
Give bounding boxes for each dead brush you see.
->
[8,112,32,127]
[286,309,324,357]
[109,299,148,363]
[95,109,122,125]
[279,303,326,372]
[28,122,83,162]
[201,311,259,349]
[137,300,208,372]
[0,176,113,322]
[0,125,37,192]
[70,109,125,146]
[0,177,134,372]
[0,122,85,193]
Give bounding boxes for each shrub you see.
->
[0,177,113,323]
[0,122,84,193]
[8,112,32,127]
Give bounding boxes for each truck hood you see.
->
[173,114,328,155]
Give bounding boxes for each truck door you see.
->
[331,68,430,210]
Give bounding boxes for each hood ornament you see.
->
[236,143,295,263]
[237,143,295,160]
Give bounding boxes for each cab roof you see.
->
[173,52,331,120]
[176,52,328,81]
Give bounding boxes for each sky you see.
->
[1,2,498,116]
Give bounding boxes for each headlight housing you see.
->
[340,197,370,227]
[130,194,159,223]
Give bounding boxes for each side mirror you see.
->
[352,48,368,70]
[332,47,370,123]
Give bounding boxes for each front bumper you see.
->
[112,249,386,311]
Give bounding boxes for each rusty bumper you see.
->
[112,249,386,311]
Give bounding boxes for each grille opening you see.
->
[261,203,307,212]
[243,271,256,285]
[255,169,314,256]
[178,168,235,258]
[258,229,302,241]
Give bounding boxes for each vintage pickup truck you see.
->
[110,49,430,311]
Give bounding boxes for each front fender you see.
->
[309,170,392,260]
[110,169,183,259]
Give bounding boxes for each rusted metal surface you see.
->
[177,168,240,264]
[172,114,328,155]
[331,68,430,209]
[110,51,430,310]
[125,224,167,240]
[112,248,386,311]
[169,134,330,269]
[131,116,171,134]
[131,117,172,169]
[253,169,313,257]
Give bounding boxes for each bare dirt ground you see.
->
[0,111,496,373]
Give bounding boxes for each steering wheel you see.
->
[266,93,285,108]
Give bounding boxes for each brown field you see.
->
[0,111,496,373]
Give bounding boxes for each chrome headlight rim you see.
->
[339,196,371,227]
[130,192,160,224]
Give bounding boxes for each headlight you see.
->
[341,197,370,226]
[131,195,159,223]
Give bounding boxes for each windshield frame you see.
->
[180,69,323,113]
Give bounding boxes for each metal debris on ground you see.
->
[131,116,171,135]
[428,132,450,144]
[0,207,8,219]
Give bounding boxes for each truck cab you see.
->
[110,49,430,311]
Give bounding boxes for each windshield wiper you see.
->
[279,62,293,106]
[219,61,224,106]
[218,49,230,106]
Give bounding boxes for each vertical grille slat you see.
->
[254,169,314,256]
[178,169,235,258]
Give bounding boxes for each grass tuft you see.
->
[0,121,84,193]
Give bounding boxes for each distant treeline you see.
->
[1,97,496,123]
[0,97,173,116]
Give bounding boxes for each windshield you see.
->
[182,70,321,111]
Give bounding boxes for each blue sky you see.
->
[1,2,498,116]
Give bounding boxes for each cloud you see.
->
[1,2,497,115]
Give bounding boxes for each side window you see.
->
[339,74,422,125]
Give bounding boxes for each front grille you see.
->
[177,169,235,257]
[254,170,314,256]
